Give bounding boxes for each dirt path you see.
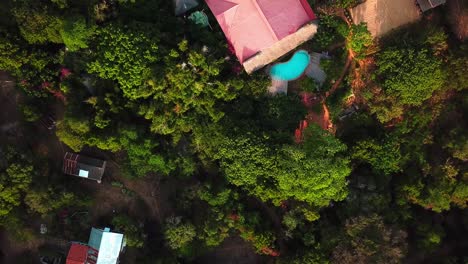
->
[0,71,21,143]
[194,236,261,264]
[306,103,332,131]
[119,176,163,223]
[296,51,352,135]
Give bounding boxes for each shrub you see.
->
[164,219,197,250]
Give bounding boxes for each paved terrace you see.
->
[243,21,318,73]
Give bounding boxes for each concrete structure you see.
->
[305,52,327,86]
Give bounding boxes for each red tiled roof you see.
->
[66,244,89,264]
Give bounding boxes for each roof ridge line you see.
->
[252,0,279,41]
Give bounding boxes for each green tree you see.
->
[200,124,350,208]
[311,15,348,50]
[20,104,41,122]
[395,107,468,212]
[0,30,60,91]
[50,0,68,9]
[331,214,407,264]
[352,138,403,175]
[446,45,468,91]
[112,215,145,248]
[86,127,175,178]
[24,188,76,216]
[414,221,445,251]
[347,23,373,58]
[13,4,63,44]
[278,250,329,264]
[0,31,27,73]
[87,23,159,99]
[397,169,468,213]
[137,40,266,136]
[60,16,95,51]
[56,116,91,151]
[0,150,34,217]
[375,48,445,106]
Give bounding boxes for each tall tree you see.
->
[198,124,350,208]
[0,148,34,217]
[330,214,407,264]
[87,22,159,99]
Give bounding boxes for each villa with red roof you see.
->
[205,0,318,73]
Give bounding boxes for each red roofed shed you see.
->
[206,0,317,73]
[63,152,107,183]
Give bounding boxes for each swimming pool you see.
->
[270,50,310,81]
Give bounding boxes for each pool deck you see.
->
[243,21,318,74]
[268,79,288,94]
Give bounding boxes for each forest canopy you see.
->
[0,0,466,263]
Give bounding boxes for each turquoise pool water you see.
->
[270,50,310,81]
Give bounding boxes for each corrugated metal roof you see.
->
[417,0,446,12]
[88,228,124,264]
[174,0,199,15]
[63,152,106,181]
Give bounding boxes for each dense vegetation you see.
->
[0,0,466,263]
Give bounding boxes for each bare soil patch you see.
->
[446,0,468,40]
[350,0,421,37]
[194,236,263,264]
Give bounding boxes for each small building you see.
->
[66,228,124,264]
[206,0,318,73]
[63,152,107,183]
[417,0,446,12]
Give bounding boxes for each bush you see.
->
[347,23,373,59]
[311,15,347,50]
[20,104,41,122]
[24,189,76,216]
[13,5,63,44]
[164,218,196,251]
[333,0,362,8]
[299,78,318,92]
